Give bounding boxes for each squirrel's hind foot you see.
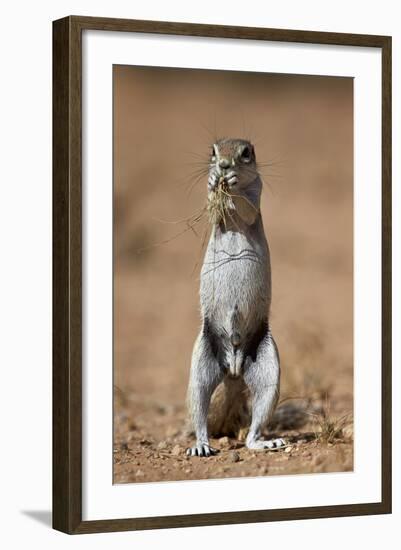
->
[246,437,286,451]
[186,443,218,457]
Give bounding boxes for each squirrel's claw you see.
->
[186,444,218,457]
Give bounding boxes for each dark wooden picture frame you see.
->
[53,15,392,534]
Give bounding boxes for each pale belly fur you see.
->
[200,225,271,335]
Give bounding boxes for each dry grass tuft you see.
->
[309,400,352,444]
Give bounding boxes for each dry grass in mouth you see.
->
[207,177,232,226]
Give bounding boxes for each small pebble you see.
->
[229,451,240,463]
[219,436,230,447]
[171,444,182,456]
[284,446,293,453]
[135,469,144,477]
[313,455,324,466]
[157,441,168,450]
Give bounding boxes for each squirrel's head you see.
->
[208,138,261,226]
[209,138,257,188]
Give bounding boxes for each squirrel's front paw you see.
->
[186,443,218,457]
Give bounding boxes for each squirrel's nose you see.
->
[218,158,230,169]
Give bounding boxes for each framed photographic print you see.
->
[53,16,392,534]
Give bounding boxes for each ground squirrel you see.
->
[186,138,285,456]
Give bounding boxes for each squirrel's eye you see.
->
[211,146,216,159]
[241,146,252,162]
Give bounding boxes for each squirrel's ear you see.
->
[233,195,259,225]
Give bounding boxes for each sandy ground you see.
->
[113,66,353,483]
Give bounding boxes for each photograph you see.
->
[113,64,354,484]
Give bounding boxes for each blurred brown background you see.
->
[113,65,353,483]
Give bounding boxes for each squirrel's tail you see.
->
[207,378,250,438]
